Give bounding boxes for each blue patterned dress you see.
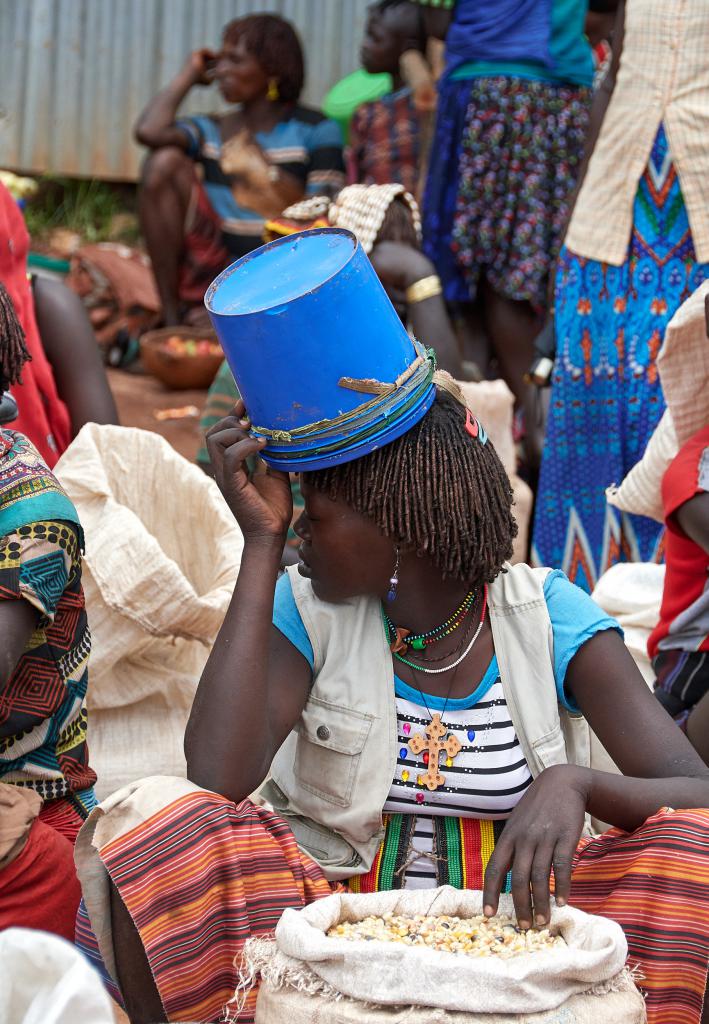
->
[533,127,709,592]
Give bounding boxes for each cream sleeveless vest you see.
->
[258,563,594,880]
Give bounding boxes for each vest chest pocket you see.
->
[532,725,570,771]
[294,698,373,807]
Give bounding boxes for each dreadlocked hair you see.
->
[305,388,517,589]
[0,281,31,393]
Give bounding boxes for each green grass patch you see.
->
[24,176,139,246]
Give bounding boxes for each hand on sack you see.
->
[206,400,293,546]
[482,763,590,929]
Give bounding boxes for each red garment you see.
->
[38,795,86,845]
[0,184,71,467]
[0,817,81,942]
[648,424,709,658]
[178,178,231,307]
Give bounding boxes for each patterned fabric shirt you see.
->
[176,108,345,260]
[382,667,532,888]
[0,430,95,801]
[349,88,421,196]
[565,0,709,265]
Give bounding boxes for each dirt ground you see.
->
[107,367,209,464]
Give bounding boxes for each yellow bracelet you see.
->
[405,275,442,304]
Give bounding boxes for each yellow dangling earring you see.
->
[267,78,280,102]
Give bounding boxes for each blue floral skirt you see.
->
[532,126,709,591]
[423,75,591,310]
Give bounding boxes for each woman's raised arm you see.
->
[134,49,217,150]
[184,403,312,801]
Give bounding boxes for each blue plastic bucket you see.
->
[205,228,435,472]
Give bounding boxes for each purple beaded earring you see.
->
[387,546,400,602]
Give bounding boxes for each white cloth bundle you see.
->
[55,424,243,797]
[239,887,644,1022]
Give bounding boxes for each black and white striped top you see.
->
[382,658,532,887]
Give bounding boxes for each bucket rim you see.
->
[204,227,359,318]
[260,384,436,472]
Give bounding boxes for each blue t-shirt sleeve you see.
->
[273,571,314,668]
[173,116,202,159]
[543,570,623,713]
[307,116,344,154]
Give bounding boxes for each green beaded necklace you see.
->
[383,589,476,652]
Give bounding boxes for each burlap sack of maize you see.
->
[55,424,243,799]
[236,888,645,1023]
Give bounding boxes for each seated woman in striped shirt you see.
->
[134,13,345,327]
[78,383,709,1024]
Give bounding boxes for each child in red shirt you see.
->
[648,423,709,762]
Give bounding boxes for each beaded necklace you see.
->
[383,589,475,652]
[382,587,488,676]
[386,587,489,795]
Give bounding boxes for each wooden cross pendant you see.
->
[408,713,462,791]
[389,626,410,654]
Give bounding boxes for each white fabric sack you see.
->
[606,411,677,524]
[55,424,243,798]
[592,562,665,685]
[271,887,629,1016]
[0,928,115,1024]
[254,965,645,1024]
[606,279,709,523]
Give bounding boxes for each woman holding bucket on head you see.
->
[74,230,709,1024]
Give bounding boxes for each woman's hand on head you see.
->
[182,47,218,87]
[483,764,590,929]
[206,401,293,547]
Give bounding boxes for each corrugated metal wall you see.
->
[0,0,369,181]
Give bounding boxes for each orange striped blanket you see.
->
[75,789,709,1024]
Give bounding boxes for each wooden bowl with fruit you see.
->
[140,327,224,390]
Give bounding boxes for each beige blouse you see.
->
[565,0,709,266]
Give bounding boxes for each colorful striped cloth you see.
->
[86,791,330,1024]
[571,807,709,1024]
[347,813,510,893]
[76,790,709,1024]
